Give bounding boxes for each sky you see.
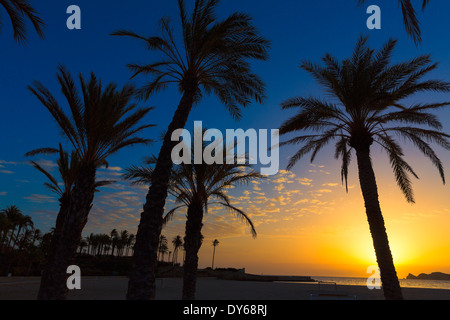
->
[1,0,450,278]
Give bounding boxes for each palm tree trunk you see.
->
[37,164,96,300]
[38,195,70,299]
[182,201,204,300]
[7,227,16,249]
[127,89,195,300]
[356,148,404,300]
[13,226,23,250]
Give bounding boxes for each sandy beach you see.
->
[1,276,449,300]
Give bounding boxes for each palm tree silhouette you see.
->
[112,0,270,300]
[158,234,169,262]
[12,213,33,249]
[279,36,450,300]
[0,205,23,249]
[28,143,115,297]
[0,211,11,250]
[211,239,219,269]
[110,229,119,256]
[172,235,183,265]
[27,65,154,300]
[357,0,431,45]
[125,143,260,300]
[0,0,44,43]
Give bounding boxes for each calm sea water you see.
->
[311,276,450,290]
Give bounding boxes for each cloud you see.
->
[0,170,14,174]
[0,160,17,165]
[297,178,312,186]
[315,189,332,193]
[323,183,338,187]
[33,159,58,169]
[106,166,123,172]
[24,194,57,203]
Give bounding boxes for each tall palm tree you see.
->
[211,239,219,269]
[279,35,450,300]
[28,143,114,296]
[112,0,270,299]
[125,145,261,300]
[358,0,431,45]
[28,65,154,300]
[0,0,44,43]
[169,154,259,300]
[172,235,183,265]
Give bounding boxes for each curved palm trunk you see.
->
[38,165,96,300]
[182,201,204,300]
[356,149,404,300]
[127,89,195,300]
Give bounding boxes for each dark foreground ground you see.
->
[1,276,450,300]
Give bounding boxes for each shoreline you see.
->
[1,276,450,300]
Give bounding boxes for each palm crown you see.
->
[111,0,270,120]
[280,36,450,203]
[124,152,260,238]
[27,65,155,167]
[28,144,114,200]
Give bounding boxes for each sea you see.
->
[310,276,450,290]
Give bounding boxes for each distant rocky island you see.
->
[407,272,450,281]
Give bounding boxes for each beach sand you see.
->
[0,276,449,300]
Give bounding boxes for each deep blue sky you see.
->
[2,0,450,234]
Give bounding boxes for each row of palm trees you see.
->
[0,206,57,276]
[157,234,186,264]
[2,0,446,301]
[0,206,35,252]
[80,230,135,257]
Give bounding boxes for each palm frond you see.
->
[1,0,45,43]
[375,133,418,203]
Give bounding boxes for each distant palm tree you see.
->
[172,235,183,265]
[0,212,11,249]
[119,230,129,257]
[110,229,119,256]
[279,36,450,300]
[125,234,135,257]
[28,65,154,300]
[78,239,87,255]
[112,0,270,300]
[158,235,169,262]
[0,0,45,43]
[211,239,219,269]
[358,0,431,45]
[13,214,33,249]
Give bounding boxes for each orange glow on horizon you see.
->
[189,158,450,279]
